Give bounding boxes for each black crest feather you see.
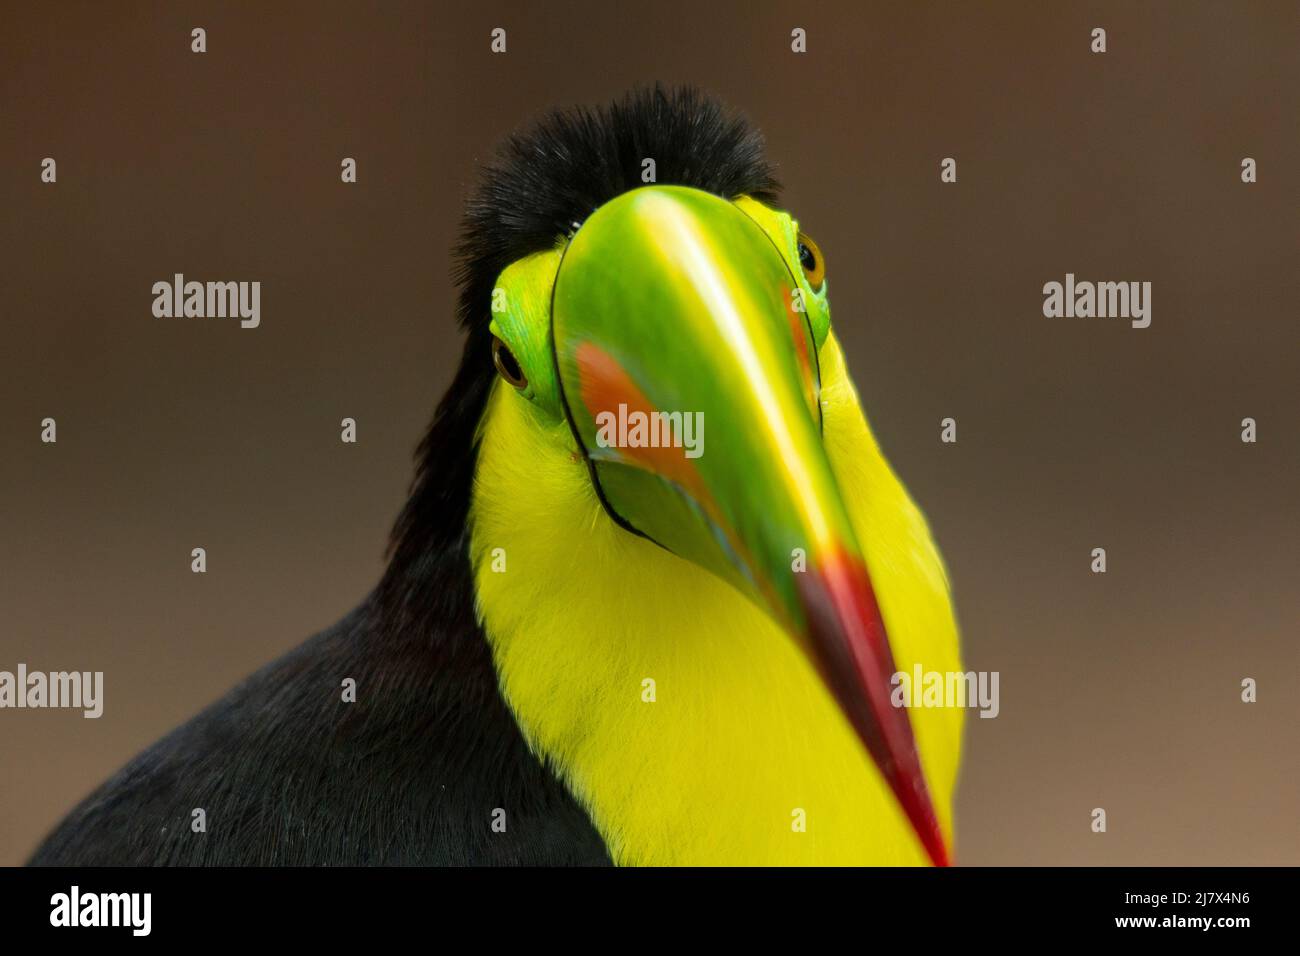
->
[455,84,780,334]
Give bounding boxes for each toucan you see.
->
[30,87,963,867]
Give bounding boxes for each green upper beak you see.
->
[550,185,949,866]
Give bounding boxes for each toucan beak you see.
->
[551,185,950,866]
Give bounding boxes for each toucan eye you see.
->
[492,336,527,389]
[796,232,825,289]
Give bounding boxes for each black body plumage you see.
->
[29,86,778,866]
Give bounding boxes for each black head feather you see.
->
[454,84,780,335]
[381,85,779,625]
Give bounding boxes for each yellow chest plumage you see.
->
[469,335,963,865]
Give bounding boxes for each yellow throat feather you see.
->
[469,328,963,866]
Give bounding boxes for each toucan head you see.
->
[397,87,952,865]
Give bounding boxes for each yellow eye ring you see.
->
[492,335,528,389]
[796,232,825,289]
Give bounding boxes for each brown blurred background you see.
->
[1,1,1296,866]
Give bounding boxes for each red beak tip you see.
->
[901,788,951,867]
[927,834,952,868]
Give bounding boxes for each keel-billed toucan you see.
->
[31,87,962,867]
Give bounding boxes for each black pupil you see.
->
[798,241,816,273]
[496,340,524,384]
